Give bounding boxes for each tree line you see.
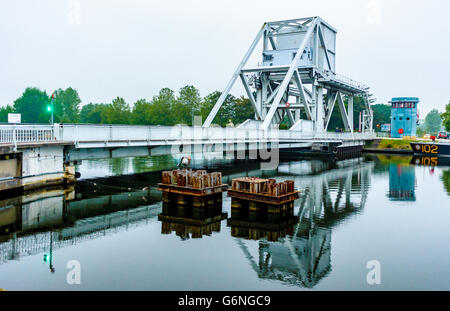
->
[0,86,254,127]
[441,102,450,132]
[1,86,448,133]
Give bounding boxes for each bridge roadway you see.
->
[1,123,375,159]
[0,123,375,194]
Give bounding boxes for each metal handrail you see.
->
[0,123,375,148]
[319,70,369,91]
[0,124,54,145]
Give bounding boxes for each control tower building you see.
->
[390,97,419,138]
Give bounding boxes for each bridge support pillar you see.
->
[177,194,189,207]
[162,192,171,204]
[314,86,325,132]
[0,143,74,196]
[64,161,77,185]
[348,96,354,131]
[193,197,206,209]
[248,201,260,221]
[231,199,244,219]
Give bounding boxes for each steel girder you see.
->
[203,17,374,133]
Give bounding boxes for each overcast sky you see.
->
[1,0,449,116]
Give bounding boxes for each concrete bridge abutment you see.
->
[0,142,76,196]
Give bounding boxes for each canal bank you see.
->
[363,138,415,155]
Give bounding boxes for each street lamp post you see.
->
[49,93,55,124]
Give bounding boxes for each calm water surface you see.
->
[0,154,449,290]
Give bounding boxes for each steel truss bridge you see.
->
[204,16,375,133]
[0,123,375,162]
[0,17,375,161]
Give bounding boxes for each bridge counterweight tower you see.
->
[203,17,375,132]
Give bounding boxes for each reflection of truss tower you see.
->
[203,17,375,132]
[235,159,373,288]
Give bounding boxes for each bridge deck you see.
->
[0,124,376,150]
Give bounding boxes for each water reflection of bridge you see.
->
[0,185,162,264]
[232,158,373,288]
[0,160,270,264]
[0,157,373,285]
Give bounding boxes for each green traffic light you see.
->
[44,253,51,262]
[47,106,52,112]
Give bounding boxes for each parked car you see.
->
[438,131,448,139]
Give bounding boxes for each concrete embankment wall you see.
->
[0,144,75,196]
[363,138,413,155]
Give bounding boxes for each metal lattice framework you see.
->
[235,158,374,288]
[0,204,161,265]
[203,17,375,132]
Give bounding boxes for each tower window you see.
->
[263,54,274,62]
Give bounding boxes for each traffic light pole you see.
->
[49,93,55,124]
[51,100,54,124]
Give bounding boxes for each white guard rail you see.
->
[0,123,376,148]
[0,124,54,144]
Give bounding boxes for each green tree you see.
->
[80,103,109,124]
[52,87,81,123]
[372,104,391,131]
[279,115,291,129]
[441,101,450,132]
[234,96,255,125]
[199,91,235,127]
[131,99,152,125]
[424,109,442,135]
[173,85,202,125]
[102,97,131,124]
[327,96,366,132]
[13,87,50,123]
[0,105,15,122]
[148,88,177,125]
[416,126,426,138]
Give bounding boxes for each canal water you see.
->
[0,154,449,290]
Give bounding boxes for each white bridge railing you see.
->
[0,124,54,144]
[0,123,376,148]
[319,70,369,92]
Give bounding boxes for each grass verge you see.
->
[377,139,416,150]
